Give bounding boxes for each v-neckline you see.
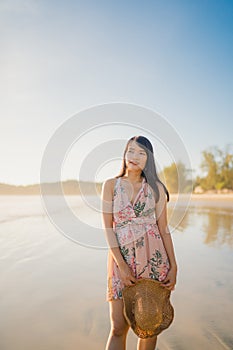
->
[120,177,145,208]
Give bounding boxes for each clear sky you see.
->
[1,0,232,185]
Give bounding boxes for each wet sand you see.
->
[0,195,232,349]
[170,193,233,207]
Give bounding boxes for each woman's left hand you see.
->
[160,267,177,291]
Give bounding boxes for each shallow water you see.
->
[0,195,232,350]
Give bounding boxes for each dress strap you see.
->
[113,177,120,197]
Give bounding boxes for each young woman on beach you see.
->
[101,135,177,350]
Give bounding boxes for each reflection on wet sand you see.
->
[202,208,233,247]
[0,196,232,350]
[168,206,190,233]
[168,205,233,248]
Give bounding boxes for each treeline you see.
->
[0,180,102,195]
[195,145,233,191]
[1,145,232,195]
[160,145,233,193]
[159,161,193,193]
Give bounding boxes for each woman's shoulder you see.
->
[103,177,118,186]
[155,180,165,192]
[102,177,119,193]
[155,180,167,202]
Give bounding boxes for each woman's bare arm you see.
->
[101,179,126,268]
[155,182,177,270]
[101,179,136,285]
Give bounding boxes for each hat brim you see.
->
[122,278,174,338]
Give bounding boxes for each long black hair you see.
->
[116,135,169,202]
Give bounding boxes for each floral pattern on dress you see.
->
[107,176,170,301]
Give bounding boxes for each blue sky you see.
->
[1,0,232,185]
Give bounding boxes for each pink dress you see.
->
[107,177,170,301]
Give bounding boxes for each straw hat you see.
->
[122,278,174,338]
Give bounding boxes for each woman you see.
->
[101,135,177,350]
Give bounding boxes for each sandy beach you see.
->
[0,195,232,350]
[168,193,233,210]
[171,193,233,201]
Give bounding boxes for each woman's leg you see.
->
[137,335,158,350]
[105,299,130,350]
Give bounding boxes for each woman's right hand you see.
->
[118,262,137,286]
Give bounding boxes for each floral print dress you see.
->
[107,176,170,301]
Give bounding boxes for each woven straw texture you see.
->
[122,278,174,338]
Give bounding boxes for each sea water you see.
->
[0,195,232,350]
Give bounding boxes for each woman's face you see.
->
[125,140,148,171]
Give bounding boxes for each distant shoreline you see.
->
[168,193,233,208]
[0,181,233,199]
[170,193,233,200]
[1,193,233,200]
[0,180,102,196]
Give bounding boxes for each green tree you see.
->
[160,161,193,193]
[198,145,233,191]
[199,147,220,190]
[217,145,233,189]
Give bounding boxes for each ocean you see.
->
[0,195,232,350]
